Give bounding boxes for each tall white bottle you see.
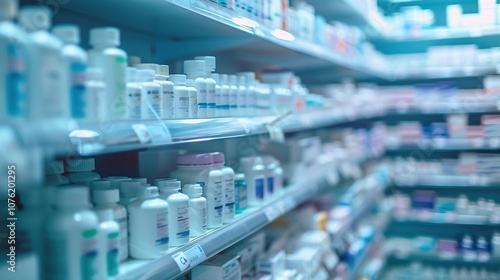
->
[125,67,142,120]
[211,152,235,224]
[170,74,190,119]
[136,69,162,119]
[184,60,207,118]
[236,75,247,117]
[211,73,221,117]
[158,180,190,246]
[43,186,101,280]
[182,184,207,237]
[228,75,238,117]
[158,65,174,119]
[195,56,217,117]
[186,79,199,118]
[0,0,26,121]
[88,27,127,119]
[95,209,120,278]
[20,6,68,121]
[53,25,88,120]
[86,68,106,121]
[219,74,230,117]
[238,72,256,116]
[128,186,169,259]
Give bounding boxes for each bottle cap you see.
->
[159,65,170,77]
[65,158,96,172]
[90,27,120,47]
[53,24,80,44]
[120,181,142,197]
[53,186,90,208]
[136,63,159,73]
[211,73,220,83]
[158,180,181,192]
[229,75,237,85]
[186,79,195,87]
[19,6,51,32]
[194,56,216,71]
[103,176,131,189]
[220,74,228,85]
[238,72,256,84]
[92,188,119,204]
[182,184,203,197]
[96,208,114,221]
[45,160,64,175]
[170,74,187,86]
[0,0,18,21]
[131,177,148,185]
[234,173,246,181]
[184,60,205,76]
[128,56,141,67]
[211,152,225,164]
[237,75,246,85]
[87,68,104,81]
[135,69,155,82]
[138,186,159,198]
[176,153,213,166]
[90,180,112,190]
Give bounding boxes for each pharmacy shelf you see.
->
[116,157,350,279]
[394,175,500,189]
[392,217,499,227]
[390,65,498,80]
[384,102,500,116]
[388,251,500,266]
[381,26,500,42]
[385,139,500,154]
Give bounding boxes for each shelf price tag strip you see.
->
[171,244,207,272]
[264,200,286,222]
[131,124,173,144]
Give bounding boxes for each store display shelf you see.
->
[381,25,500,42]
[116,158,341,280]
[394,174,500,189]
[388,251,500,266]
[385,139,500,154]
[392,216,499,227]
[384,102,500,117]
[390,65,498,81]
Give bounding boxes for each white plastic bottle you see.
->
[92,188,128,262]
[182,184,207,237]
[158,180,190,246]
[124,67,141,120]
[102,176,131,189]
[53,24,88,120]
[88,27,127,119]
[20,6,68,121]
[119,180,142,206]
[184,60,207,118]
[169,153,224,229]
[211,152,235,224]
[128,186,169,259]
[95,209,120,278]
[0,0,26,121]
[158,65,174,119]
[262,155,284,197]
[240,156,266,205]
[43,186,101,280]
[211,73,221,117]
[237,75,247,117]
[219,74,230,117]
[228,75,238,117]
[238,72,256,116]
[186,79,199,119]
[195,56,217,117]
[169,74,189,119]
[86,68,106,121]
[64,158,101,186]
[136,69,162,119]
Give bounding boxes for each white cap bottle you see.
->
[43,186,101,279]
[262,155,284,197]
[20,6,68,121]
[45,160,70,186]
[240,156,266,205]
[119,180,142,206]
[186,78,199,119]
[86,67,107,120]
[64,158,101,186]
[53,24,88,120]
[88,27,128,119]
[236,75,247,117]
[158,180,190,246]
[92,187,128,262]
[157,65,174,119]
[238,72,256,116]
[211,152,235,224]
[184,60,207,118]
[182,184,207,237]
[0,0,26,122]
[95,209,120,278]
[136,69,163,119]
[228,75,238,117]
[170,74,189,119]
[195,56,216,117]
[125,67,142,119]
[211,73,221,117]
[102,176,131,189]
[128,186,169,258]
[218,74,230,117]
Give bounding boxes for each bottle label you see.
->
[106,232,120,276]
[188,93,197,118]
[156,212,169,246]
[69,62,87,118]
[80,228,99,280]
[114,216,128,261]
[207,88,216,109]
[163,89,174,118]
[176,204,190,239]
[127,87,142,119]
[255,177,264,200]
[235,182,247,211]
[40,51,65,118]
[176,95,189,118]
[145,88,162,118]
[5,42,25,117]
[209,178,224,219]
[224,178,235,215]
[267,177,274,195]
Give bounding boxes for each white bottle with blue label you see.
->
[0,0,26,122]
[240,156,266,205]
[158,180,190,246]
[184,60,207,118]
[53,25,87,120]
[195,56,217,117]
[43,186,101,280]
